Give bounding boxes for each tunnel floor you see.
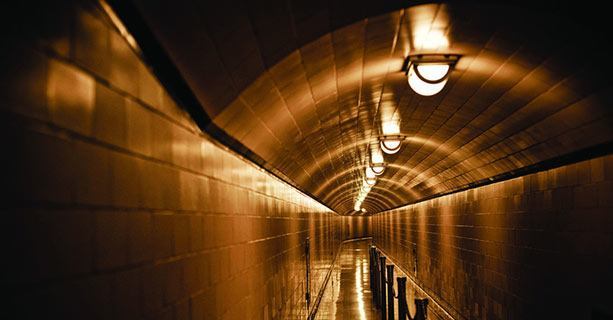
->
[314,239,427,320]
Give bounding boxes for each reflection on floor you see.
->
[314,239,426,320]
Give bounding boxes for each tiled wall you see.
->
[373,156,613,319]
[341,216,371,240]
[2,2,342,319]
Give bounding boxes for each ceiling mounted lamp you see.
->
[365,166,377,179]
[379,135,405,154]
[365,177,377,186]
[365,167,378,186]
[405,54,459,97]
[370,146,386,175]
[379,120,406,155]
[364,178,377,186]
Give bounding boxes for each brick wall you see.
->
[1,2,343,319]
[373,155,613,319]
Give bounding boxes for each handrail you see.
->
[369,245,429,320]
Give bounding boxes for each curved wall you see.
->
[1,2,343,319]
[373,155,613,319]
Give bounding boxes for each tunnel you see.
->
[2,0,613,319]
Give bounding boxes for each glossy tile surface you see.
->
[373,156,613,319]
[134,1,613,214]
[314,239,438,320]
[3,3,346,319]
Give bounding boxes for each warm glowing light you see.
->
[370,146,385,175]
[407,63,448,96]
[382,121,400,135]
[413,28,449,50]
[365,178,376,186]
[365,167,377,179]
[371,149,384,163]
[371,165,385,175]
[380,139,402,154]
[380,119,405,154]
[416,64,450,82]
[100,0,140,52]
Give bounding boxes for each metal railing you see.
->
[369,245,429,320]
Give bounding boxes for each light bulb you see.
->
[365,166,377,179]
[371,164,385,175]
[370,146,385,174]
[371,148,385,163]
[382,121,400,135]
[416,64,449,82]
[380,139,401,154]
[408,63,448,96]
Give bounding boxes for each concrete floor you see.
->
[314,239,423,320]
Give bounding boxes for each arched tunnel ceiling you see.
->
[126,0,613,214]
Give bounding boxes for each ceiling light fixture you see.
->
[365,177,377,186]
[370,145,386,175]
[379,119,406,155]
[405,54,459,96]
[365,167,378,186]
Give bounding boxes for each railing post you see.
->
[386,264,395,320]
[379,256,387,320]
[397,277,407,320]
[413,298,429,320]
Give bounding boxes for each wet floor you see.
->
[313,239,418,320]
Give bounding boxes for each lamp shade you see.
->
[371,164,385,175]
[370,146,386,174]
[365,166,377,179]
[416,63,450,82]
[380,139,401,154]
[407,63,448,96]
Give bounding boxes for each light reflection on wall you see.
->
[407,4,451,52]
[413,27,449,51]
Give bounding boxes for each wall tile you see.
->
[74,141,112,205]
[4,2,348,319]
[93,83,126,147]
[47,59,95,135]
[373,155,613,319]
[74,8,109,78]
[94,211,128,270]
